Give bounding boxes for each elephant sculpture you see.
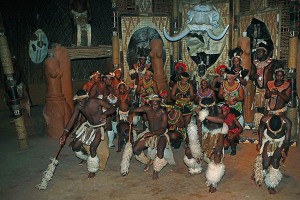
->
[164,3,228,57]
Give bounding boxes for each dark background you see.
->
[0,0,113,84]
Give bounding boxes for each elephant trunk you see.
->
[163,27,190,42]
[207,25,229,41]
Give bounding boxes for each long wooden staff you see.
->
[128,123,132,143]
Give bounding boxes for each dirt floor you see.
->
[0,106,300,200]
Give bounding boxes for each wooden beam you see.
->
[48,45,112,60]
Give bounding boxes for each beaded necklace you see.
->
[223,80,240,93]
[168,110,181,125]
[177,81,190,94]
[142,78,153,89]
[197,88,213,98]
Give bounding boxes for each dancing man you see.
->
[127,95,175,179]
[252,114,291,194]
[59,90,116,178]
[196,98,228,193]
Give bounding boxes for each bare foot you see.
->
[144,160,153,172]
[78,160,86,165]
[88,172,96,179]
[152,171,159,180]
[268,188,276,194]
[209,185,217,193]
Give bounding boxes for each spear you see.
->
[36,145,63,190]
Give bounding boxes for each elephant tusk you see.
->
[207,25,229,41]
[163,27,190,42]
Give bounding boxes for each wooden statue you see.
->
[43,46,72,138]
[149,39,170,97]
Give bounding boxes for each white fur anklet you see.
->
[87,156,99,173]
[187,122,202,159]
[183,155,202,175]
[75,151,88,161]
[153,157,168,172]
[206,162,225,188]
[265,166,282,189]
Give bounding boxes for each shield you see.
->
[29,29,49,64]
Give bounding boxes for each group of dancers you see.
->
[59,42,292,194]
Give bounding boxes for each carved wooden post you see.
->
[172,0,179,62]
[0,31,28,149]
[288,0,299,143]
[43,46,72,138]
[112,0,120,69]
[233,0,240,47]
[149,39,170,95]
[238,33,254,125]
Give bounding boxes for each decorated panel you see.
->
[180,2,230,75]
[121,16,171,84]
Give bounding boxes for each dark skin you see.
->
[250,49,274,114]
[59,97,116,178]
[232,57,247,86]
[265,71,291,112]
[136,71,158,128]
[169,67,184,88]
[136,72,159,95]
[194,80,217,104]
[116,121,133,153]
[250,49,274,89]
[128,100,168,179]
[167,108,185,142]
[171,77,194,126]
[130,57,151,85]
[115,84,131,153]
[255,114,291,194]
[195,105,225,193]
[82,72,101,93]
[218,76,244,106]
[221,107,243,152]
[89,77,115,131]
[111,70,122,93]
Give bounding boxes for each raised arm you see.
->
[128,106,148,124]
[89,83,98,98]
[60,104,81,145]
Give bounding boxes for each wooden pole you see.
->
[172,0,179,62]
[289,0,300,143]
[0,32,28,149]
[238,34,254,124]
[233,0,240,48]
[112,0,119,68]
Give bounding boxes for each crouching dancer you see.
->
[59,90,116,178]
[127,95,175,179]
[197,98,228,193]
[252,114,291,194]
